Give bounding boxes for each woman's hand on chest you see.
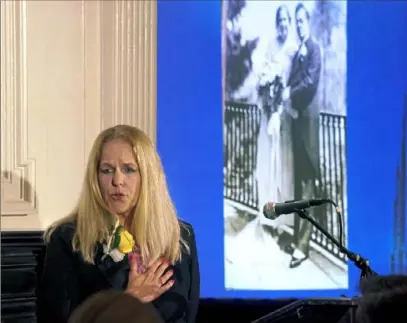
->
[126,256,174,303]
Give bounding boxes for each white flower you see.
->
[299,44,308,58]
[109,248,125,262]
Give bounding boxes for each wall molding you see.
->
[1,0,37,216]
[1,0,157,231]
[83,0,102,158]
[100,0,157,143]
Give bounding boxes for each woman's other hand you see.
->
[126,256,174,303]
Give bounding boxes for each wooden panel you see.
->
[83,0,102,159]
[100,0,157,142]
[1,0,91,230]
[1,231,45,323]
[0,0,157,231]
[0,1,37,217]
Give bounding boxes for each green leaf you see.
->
[111,229,121,249]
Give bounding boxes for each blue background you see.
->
[157,1,407,299]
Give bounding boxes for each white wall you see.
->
[1,0,157,231]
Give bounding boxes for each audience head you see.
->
[45,125,182,265]
[355,275,407,323]
[358,274,407,294]
[68,290,163,323]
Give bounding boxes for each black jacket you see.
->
[38,221,200,323]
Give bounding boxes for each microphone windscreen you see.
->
[263,202,278,220]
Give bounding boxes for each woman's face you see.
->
[98,139,141,219]
[277,8,290,42]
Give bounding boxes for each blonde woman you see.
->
[39,125,200,323]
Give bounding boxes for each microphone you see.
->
[263,199,331,220]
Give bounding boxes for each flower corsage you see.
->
[298,44,308,62]
[102,221,135,262]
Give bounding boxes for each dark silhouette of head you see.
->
[355,275,407,323]
[68,290,163,323]
[359,274,407,294]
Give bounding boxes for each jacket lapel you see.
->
[95,244,130,290]
[289,39,310,86]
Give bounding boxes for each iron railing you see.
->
[224,101,261,210]
[224,101,347,263]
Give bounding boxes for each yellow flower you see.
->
[118,229,135,254]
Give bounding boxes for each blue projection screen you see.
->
[157,0,407,299]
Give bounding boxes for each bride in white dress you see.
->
[256,5,297,231]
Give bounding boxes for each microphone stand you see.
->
[293,208,378,280]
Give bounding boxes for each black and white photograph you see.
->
[223,0,348,290]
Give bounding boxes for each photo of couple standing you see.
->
[223,0,348,290]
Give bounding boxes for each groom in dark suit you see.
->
[282,3,322,269]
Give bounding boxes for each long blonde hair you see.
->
[44,125,188,264]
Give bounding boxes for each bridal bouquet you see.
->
[102,221,135,262]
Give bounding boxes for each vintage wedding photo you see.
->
[223,0,348,290]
